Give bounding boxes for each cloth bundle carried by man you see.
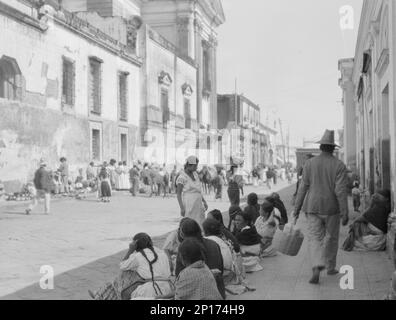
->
[272,224,304,256]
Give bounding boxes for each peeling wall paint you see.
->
[0,99,138,192]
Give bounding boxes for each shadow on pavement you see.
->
[1,185,295,300]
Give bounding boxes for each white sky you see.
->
[217,0,363,147]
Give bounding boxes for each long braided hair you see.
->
[133,233,162,295]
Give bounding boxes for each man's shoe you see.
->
[327,269,339,275]
[309,267,321,284]
[25,209,31,215]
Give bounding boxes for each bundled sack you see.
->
[272,224,304,256]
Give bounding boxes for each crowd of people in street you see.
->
[19,129,396,300]
[88,154,292,300]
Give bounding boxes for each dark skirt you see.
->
[101,181,111,197]
[227,187,240,206]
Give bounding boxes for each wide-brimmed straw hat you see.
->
[316,130,339,147]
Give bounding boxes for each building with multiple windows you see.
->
[0,0,225,190]
[217,94,278,171]
[0,0,142,191]
[338,0,396,208]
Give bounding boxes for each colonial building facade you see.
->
[0,0,224,190]
[217,94,278,171]
[339,0,396,210]
[0,0,142,191]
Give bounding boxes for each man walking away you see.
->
[26,159,52,215]
[293,130,349,284]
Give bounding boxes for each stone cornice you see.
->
[53,10,142,67]
[148,27,197,68]
[1,1,143,67]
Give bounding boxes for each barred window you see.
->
[92,129,101,161]
[89,57,102,115]
[118,72,128,121]
[184,98,191,129]
[161,88,169,128]
[62,57,75,106]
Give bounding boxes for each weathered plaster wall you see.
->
[0,10,141,126]
[0,100,89,191]
[0,99,139,192]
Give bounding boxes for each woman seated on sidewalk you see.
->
[342,189,391,252]
[228,205,243,232]
[162,217,189,274]
[157,238,224,300]
[173,218,226,299]
[202,218,252,294]
[254,200,279,257]
[232,212,263,272]
[243,193,260,224]
[89,233,173,300]
[207,209,240,253]
[265,192,288,227]
[202,218,235,272]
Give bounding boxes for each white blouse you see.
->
[119,246,171,280]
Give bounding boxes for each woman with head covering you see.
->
[228,205,243,232]
[266,192,288,226]
[162,217,190,274]
[254,200,278,257]
[232,212,264,272]
[89,233,173,300]
[207,209,240,253]
[176,156,208,226]
[202,218,234,271]
[171,218,225,298]
[243,193,260,224]
[342,189,391,252]
[171,238,223,300]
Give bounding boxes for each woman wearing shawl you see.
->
[89,233,173,300]
[342,189,391,252]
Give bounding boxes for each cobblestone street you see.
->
[1,180,394,300]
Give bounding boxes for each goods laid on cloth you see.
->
[272,224,304,256]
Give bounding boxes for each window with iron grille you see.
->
[184,98,191,129]
[62,57,75,106]
[89,57,102,115]
[92,129,101,161]
[161,88,169,128]
[118,72,128,121]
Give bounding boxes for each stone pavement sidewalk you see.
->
[1,180,393,300]
[228,185,395,300]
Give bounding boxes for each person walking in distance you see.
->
[26,159,52,215]
[129,164,140,197]
[59,157,69,194]
[293,130,349,284]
